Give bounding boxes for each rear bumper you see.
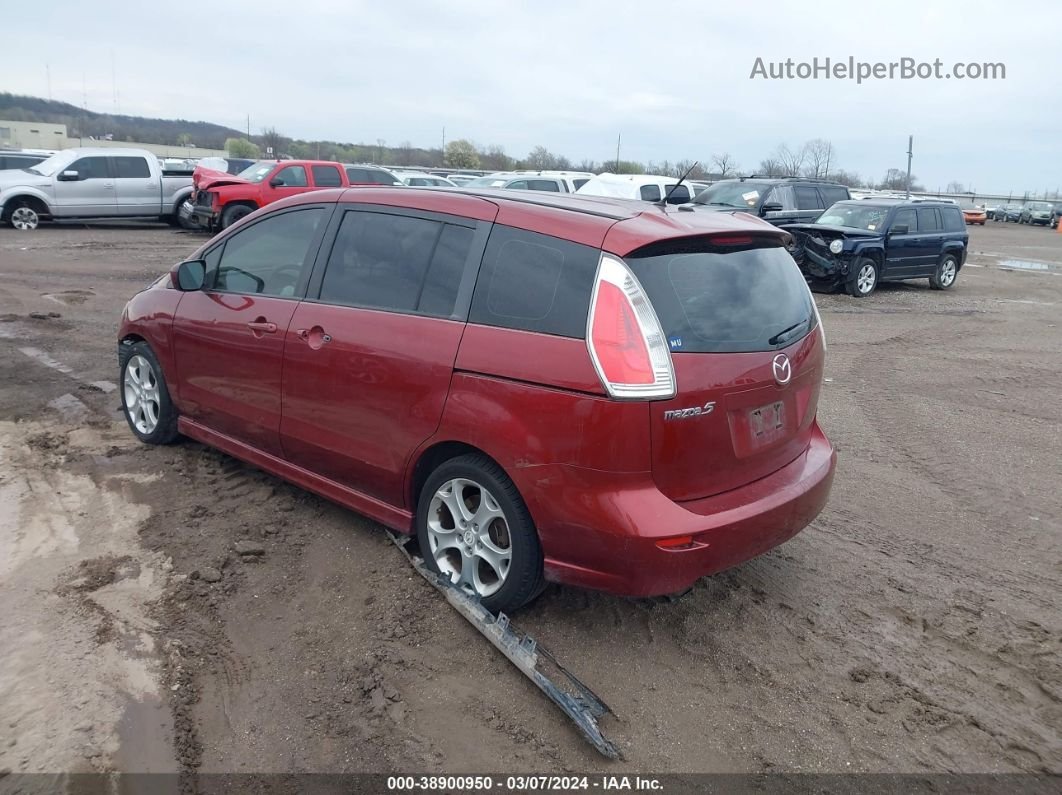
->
[526,423,836,597]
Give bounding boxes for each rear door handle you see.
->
[247,320,277,334]
[296,327,332,349]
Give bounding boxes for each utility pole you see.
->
[904,135,913,199]
[615,133,621,172]
[442,126,446,154]
[246,114,250,140]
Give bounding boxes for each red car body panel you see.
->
[120,188,836,599]
[280,305,466,507]
[198,160,350,225]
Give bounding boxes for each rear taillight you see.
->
[586,254,675,400]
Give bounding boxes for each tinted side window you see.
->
[274,165,307,187]
[320,211,471,317]
[794,186,823,210]
[527,179,561,192]
[345,168,371,183]
[419,225,475,317]
[507,180,529,190]
[820,186,849,206]
[572,178,590,191]
[665,185,691,204]
[917,208,942,232]
[640,184,662,201]
[893,208,918,232]
[69,157,110,179]
[113,156,150,178]
[469,225,599,338]
[369,170,399,185]
[763,184,796,211]
[311,165,343,187]
[942,207,965,232]
[214,208,325,297]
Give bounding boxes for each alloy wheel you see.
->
[939,259,957,287]
[857,262,877,294]
[426,477,512,598]
[124,354,161,434]
[11,206,39,230]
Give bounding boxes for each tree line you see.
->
[0,93,985,193]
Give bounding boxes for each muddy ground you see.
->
[0,219,1058,784]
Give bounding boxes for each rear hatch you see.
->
[625,237,824,502]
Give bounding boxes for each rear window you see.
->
[469,225,599,338]
[627,242,816,353]
[942,206,964,231]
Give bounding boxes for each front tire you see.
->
[8,201,41,230]
[846,256,878,298]
[120,342,179,444]
[220,203,254,229]
[930,254,959,291]
[416,454,544,614]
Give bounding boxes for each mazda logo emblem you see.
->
[772,353,792,386]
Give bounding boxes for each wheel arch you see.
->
[407,440,509,513]
[1,192,51,222]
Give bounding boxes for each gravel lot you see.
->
[0,219,1059,781]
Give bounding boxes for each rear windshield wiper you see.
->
[768,317,810,346]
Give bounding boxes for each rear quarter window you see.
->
[469,225,599,338]
[819,186,850,206]
[942,207,965,232]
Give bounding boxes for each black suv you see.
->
[689,176,851,227]
[787,199,968,297]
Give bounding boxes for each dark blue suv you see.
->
[788,199,968,297]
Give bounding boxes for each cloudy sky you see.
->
[5,0,1059,194]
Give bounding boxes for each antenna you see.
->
[657,161,700,207]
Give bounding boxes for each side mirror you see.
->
[174,259,207,291]
[269,178,284,187]
[760,201,784,215]
[58,170,80,181]
[889,224,909,236]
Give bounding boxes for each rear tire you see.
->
[120,342,179,445]
[415,454,544,614]
[846,257,878,298]
[220,203,254,229]
[930,254,959,291]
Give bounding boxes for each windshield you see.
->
[236,163,274,183]
[24,151,76,177]
[627,242,815,353]
[816,202,890,231]
[693,181,769,209]
[1028,202,1051,211]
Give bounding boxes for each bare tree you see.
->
[945,180,966,194]
[479,144,513,172]
[757,158,784,177]
[260,127,288,158]
[396,140,415,166]
[675,160,706,180]
[710,152,738,178]
[829,169,863,188]
[525,146,561,170]
[803,139,835,179]
[775,143,807,177]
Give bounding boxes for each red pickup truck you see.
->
[191,160,401,231]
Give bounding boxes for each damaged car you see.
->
[788,199,968,297]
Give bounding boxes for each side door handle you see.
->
[247,319,278,335]
[296,326,332,349]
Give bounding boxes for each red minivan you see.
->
[118,188,835,613]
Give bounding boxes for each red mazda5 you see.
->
[118,187,836,612]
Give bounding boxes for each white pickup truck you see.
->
[0,147,194,230]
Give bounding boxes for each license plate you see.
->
[749,401,786,444]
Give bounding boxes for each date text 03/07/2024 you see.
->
[385,775,664,791]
